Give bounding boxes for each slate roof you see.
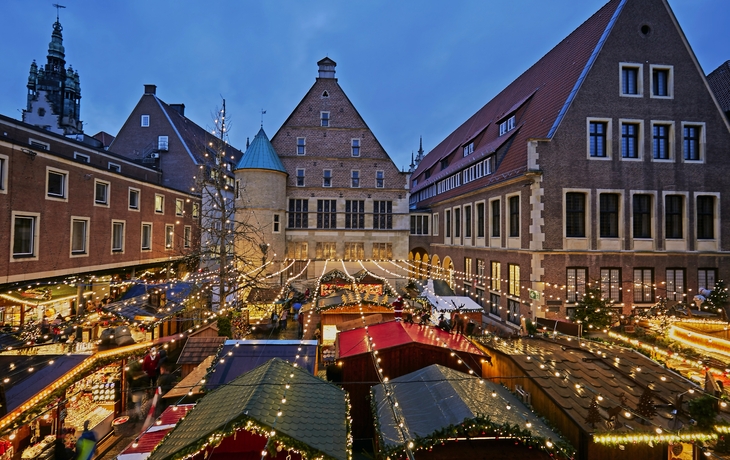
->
[337,321,485,358]
[103,282,193,322]
[152,96,244,170]
[0,354,87,412]
[177,337,226,365]
[148,357,350,460]
[372,364,562,450]
[486,335,730,434]
[235,127,286,173]
[707,60,730,114]
[411,0,623,202]
[205,340,318,390]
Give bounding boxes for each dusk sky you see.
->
[1,0,727,170]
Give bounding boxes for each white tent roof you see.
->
[422,279,482,312]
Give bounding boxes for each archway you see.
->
[430,254,441,280]
[442,256,455,290]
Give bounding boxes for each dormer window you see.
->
[463,142,474,157]
[440,158,449,170]
[499,115,516,136]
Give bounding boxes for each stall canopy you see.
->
[205,339,318,390]
[148,358,350,460]
[420,279,482,312]
[0,284,79,306]
[0,354,87,414]
[117,404,195,460]
[337,321,483,359]
[0,333,22,352]
[103,282,193,322]
[372,364,563,452]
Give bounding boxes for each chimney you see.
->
[170,104,185,116]
[144,84,157,95]
[317,57,336,79]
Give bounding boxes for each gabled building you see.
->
[22,13,82,135]
[110,85,243,195]
[236,58,410,283]
[408,0,730,332]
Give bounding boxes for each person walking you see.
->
[74,420,97,460]
[280,308,288,330]
[143,347,160,387]
[297,311,305,338]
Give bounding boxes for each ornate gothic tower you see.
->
[23,11,82,135]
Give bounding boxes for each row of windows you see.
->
[410,154,497,207]
[444,197,519,239]
[287,241,393,260]
[620,63,673,98]
[11,213,190,259]
[296,137,360,156]
[295,168,384,188]
[565,191,717,240]
[587,118,705,162]
[288,199,394,229]
[42,167,198,217]
[565,267,717,304]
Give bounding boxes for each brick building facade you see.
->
[0,115,199,325]
[408,0,730,332]
[237,58,410,283]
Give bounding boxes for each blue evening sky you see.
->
[0,0,727,170]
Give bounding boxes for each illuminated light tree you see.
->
[635,387,656,423]
[573,283,614,335]
[708,280,729,319]
[187,101,272,312]
[585,396,602,429]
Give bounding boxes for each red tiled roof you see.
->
[412,0,623,195]
[118,404,195,456]
[337,321,485,358]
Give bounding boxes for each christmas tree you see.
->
[573,283,614,335]
[585,396,603,428]
[635,387,657,422]
[708,280,729,318]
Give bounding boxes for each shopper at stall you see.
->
[74,421,97,460]
[279,307,288,330]
[143,347,160,386]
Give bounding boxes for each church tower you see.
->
[23,9,82,135]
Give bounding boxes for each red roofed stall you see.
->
[334,321,490,440]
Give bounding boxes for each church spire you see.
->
[23,5,82,135]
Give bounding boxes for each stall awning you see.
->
[103,282,193,322]
[421,279,483,312]
[0,284,79,306]
[117,404,195,460]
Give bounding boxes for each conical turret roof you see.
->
[235,127,286,173]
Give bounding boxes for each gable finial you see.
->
[260,109,266,128]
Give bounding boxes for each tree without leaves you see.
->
[186,100,273,312]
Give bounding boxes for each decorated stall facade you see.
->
[148,358,351,460]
